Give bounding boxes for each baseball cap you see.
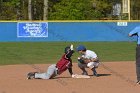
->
[76,45,86,51]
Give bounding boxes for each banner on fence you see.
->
[17,22,48,37]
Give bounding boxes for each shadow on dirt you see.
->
[89,74,111,77]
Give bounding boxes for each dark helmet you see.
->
[64,46,70,54]
[76,45,86,51]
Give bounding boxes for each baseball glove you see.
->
[78,57,91,64]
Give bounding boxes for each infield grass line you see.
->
[0,42,136,65]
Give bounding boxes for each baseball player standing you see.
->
[27,44,76,79]
[129,26,140,84]
[76,45,99,77]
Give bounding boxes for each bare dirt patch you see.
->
[0,61,139,93]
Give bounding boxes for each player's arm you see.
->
[83,57,99,63]
[129,27,138,37]
[65,45,74,59]
[78,57,91,64]
[129,33,137,37]
[90,57,99,62]
[65,50,74,58]
[78,57,99,64]
[82,51,99,63]
[128,34,133,37]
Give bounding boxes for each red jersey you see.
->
[56,54,72,75]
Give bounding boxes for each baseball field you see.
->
[0,42,140,93]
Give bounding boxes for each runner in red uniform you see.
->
[27,45,74,79]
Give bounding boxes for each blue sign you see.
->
[17,22,48,37]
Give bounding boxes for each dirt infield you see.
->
[0,61,139,93]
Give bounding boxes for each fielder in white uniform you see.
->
[76,45,99,77]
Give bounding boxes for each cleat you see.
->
[27,72,38,80]
[93,72,98,77]
[92,67,98,77]
[82,71,88,75]
[136,81,140,84]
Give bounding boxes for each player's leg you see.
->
[27,72,38,79]
[92,67,98,76]
[136,46,140,84]
[87,62,100,77]
[136,64,140,84]
[78,62,88,75]
[35,64,58,79]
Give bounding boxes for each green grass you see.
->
[0,42,137,65]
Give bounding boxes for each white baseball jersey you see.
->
[81,50,97,59]
[81,50,99,68]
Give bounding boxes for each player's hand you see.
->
[83,58,91,63]
[78,57,81,60]
[78,57,90,64]
[70,44,73,50]
[78,57,85,64]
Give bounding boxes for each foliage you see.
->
[0,0,112,20]
[48,0,112,20]
[0,0,17,19]
[0,0,139,20]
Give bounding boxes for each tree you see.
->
[28,0,32,20]
[48,0,112,20]
[43,0,48,20]
[0,0,113,20]
[0,0,139,20]
[131,0,140,20]
[0,0,1,12]
[0,0,17,19]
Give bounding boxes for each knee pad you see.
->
[87,62,94,69]
[87,62,99,69]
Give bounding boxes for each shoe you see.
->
[82,71,88,75]
[136,81,140,84]
[93,72,98,77]
[27,72,38,80]
[92,68,98,77]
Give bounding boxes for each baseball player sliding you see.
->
[76,45,100,77]
[27,44,77,79]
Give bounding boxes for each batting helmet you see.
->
[76,45,86,51]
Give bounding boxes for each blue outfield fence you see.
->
[0,21,139,42]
